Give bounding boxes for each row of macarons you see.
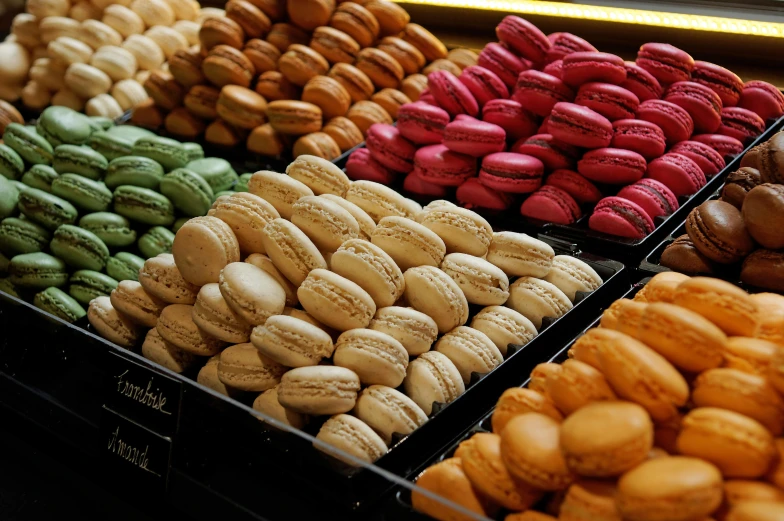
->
[413,273,784,521]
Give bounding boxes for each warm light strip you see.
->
[391,0,784,38]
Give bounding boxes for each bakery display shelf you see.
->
[0,246,628,519]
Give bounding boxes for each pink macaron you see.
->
[458,65,509,108]
[575,82,640,122]
[482,99,539,142]
[664,81,723,133]
[511,133,579,171]
[548,102,613,149]
[457,178,514,211]
[636,99,694,144]
[738,80,784,122]
[478,152,544,193]
[512,70,575,117]
[546,32,597,63]
[691,61,743,107]
[496,16,551,63]
[414,144,477,187]
[577,147,647,184]
[670,140,726,177]
[418,90,438,106]
[443,116,506,157]
[543,59,564,79]
[562,52,627,88]
[478,42,532,88]
[646,152,706,197]
[621,61,663,102]
[636,43,695,85]
[397,101,450,145]
[617,179,679,219]
[345,148,396,184]
[520,185,581,224]
[365,123,416,173]
[545,169,602,204]
[403,170,449,199]
[428,70,479,117]
[589,196,655,239]
[718,107,766,141]
[691,134,745,157]
[611,119,666,160]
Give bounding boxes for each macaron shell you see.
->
[589,196,655,239]
[520,185,581,225]
[647,153,706,197]
[618,179,679,219]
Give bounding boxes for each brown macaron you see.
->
[243,39,281,74]
[330,2,379,48]
[169,47,204,89]
[217,85,268,129]
[250,0,286,21]
[323,116,364,152]
[720,167,762,209]
[226,0,272,39]
[741,249,784,293]
[310,26,360,65]
[131,98,165,128]
[267,100,323,135]
[287,0,335,31]
[202,45,256,88]
[347,100,392,135]
[377,36,425,75]
[266,22,309,53]
[205,119,245,147]
[184,85,220,120]
[144,70,185,111]
[742,184,784,250]
[255,70,301,101]
[293,132,341,160]
[302,75,351,119]
[356,47,404,89]
[686,200,754,264]
[247,123,289,156]
[328,62,374,103]
[401,73,428,101]
[365,0,409,37]
[371,88,411,119]
[164,107,206,140]
[278,44,330,87]
[199,16,245,51]
[660,234,716,275]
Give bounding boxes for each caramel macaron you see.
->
[225,0,272,40]
[267,100,323,135]
[217,85,268,129]
[329,62,375,103]
[356,47,404,89]
[266,22,310,53]
[366,0,409,37]
[169,47,205,89]
[184,85,220,119]
[293,133,341,160]
[559,480,621,521]
[377,36,425,75]
[330,2,379,48]
[491,388,562,434]
[423,59,462,77]
[199,16,245,51]
[202,45,256,88]
[723,336,778,375]
[243,39,280,74]
[402,23,447,61]
[310,26,359,64]
[371,88,411,119]
[347,100,393,135]
[286,0,335,31]
[672,276,758,337]
[278,44,330,87]
[546,359,616,416]
[247,124,288,156]
[144,70,185,111]
[323,116,363,152]
[401,73,428,101]
[302,75,351,119]
[255,70,301,101]
[412,458,490,521]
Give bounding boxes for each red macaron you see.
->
[562,51,626,88]
[511,133,579,171]
[549,102,613,149]
[365,123,416,173]
[617,178,679,219]
[575,82,640,121]
[403,170,449,199]
[428,70,479,117]
[414,144,477,186]
[478,152,544,193]
[345,148,396,184]
[397,101,450,145]
[691,61,743,107]
[670,140,726,177]
[738,80,784,122]
[513,70,575,117]
[443,115,506,157]
[478,42,532,88]
[496,15,551,63]
[577,147,647,184]
[520,185,582,224]
[546,32,597,63]
[691,133,745,157]
[664,81,723,134]
[458,65,509,108]
[482,99,540,142]
[636,99,694,144]
[589,196,655,239]
[611,119,666,160]
[636,43,695,85]
[545,169,602,204]
[457,177,514,211]
[543,60,564,80]
[718,107,766,141]
[647,152,706,197]
[621,61,663,102]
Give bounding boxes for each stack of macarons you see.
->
[414,272,784,521]
[660,130,784,292]
[80,153,604,466]
[2,0,214,116]
[345,15,781,239]
[0,105,253,320]
[134,0,462,162]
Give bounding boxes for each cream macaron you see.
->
[320,194,376,240]
[331,239,405,308]
[403,351,465,415]
[251,314,335,367]
[87,296,140,348]
[470,306,537,355]
[486,231,555,278]
[346,180,420,222]
[173,216,241,286]
[291,195,361,252]
[368,305,438,356]
[404,265,469,334]
[434,326,503,383]
[248,170,314,220]
[216,342,287,392]
[333,328,409,387]
[138,253,199,304]
[286,155,351,197]
[245,253,299,307]
[370,216,446,271]
[90,45,138,82]
[507,277,573,329]
[122,34,166,71]
[354,385,428,444]
[261,218,327,286]
[419,205,493,257]
[209,192,280,255]
[218,262,287,326]
[142,328,196,373]
[440,253,510,306]
[315,414,388,465]
[278,365,361,415]
[110,279,167,328]
[252,386,308,429]
[298,269,376,331]
[191,283,251,343]
[543,255,603,302]
[156,303,227,356]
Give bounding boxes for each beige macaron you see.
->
[278,365,361,415]
[440,253,509,306]
[138,253,199,305]
[507,277,573,329]
[403,351,465,415]
[173,20,201,46]
[131,0,176,27]
[145,25,188,59]
[123,34,166,71]
[172,216,241,287]
[39,17,81,44]
[320,194,376,240]
[90,45,138,82]
[543,255,603,302]
[86,94,123,118]
[110,279,167,328]
[111,79,149,111]
[209,191,280,255]
[315,414,388,465]
[197,355,240,397]
[245,253,298,307]
[334,328,409,387]
[286,155,351,197]
[331,239,405,308]
[470,306,538,356]
[65,63,112,99]
[30,58,67,92]
[291,195,361,252]
[346,180,420,222]
[157,304,227,356]
[102,5,146,38]
[261,218,327,286]
[354,385,428,445]
[218,261,287,326]
[419,206,494,257]
[248,170,314,220]
[486,231,555,277]
[80,20,123,50]
[403,265,469,334]
[251,313,335,367]
[48,36,93,67]
[252,386,308,429]
[368,305,438,356]
[217,342,287,392]
[141,328,196,373]
[87,296,140,348]
[434,326,503,383]
[298,269,377,331]
[370,216,446,271]
[192,283,251,343]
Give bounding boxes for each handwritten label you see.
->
[101,406,171,492]
[105,351,181,435]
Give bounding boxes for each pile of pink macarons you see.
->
[343,15,784,239]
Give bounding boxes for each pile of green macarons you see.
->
[0,106,251,324]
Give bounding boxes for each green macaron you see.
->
[105,156,164,190]
[113,185,175,226]
[0,143,25,180]
[186,157,239,192]
[36,106,94,147]
[183,142,204,162]
[69,269,118,305]
[138,226,175,258]
[159,168,214,217]
[106,125,154,142]
[214,191,235,198]
[21,164,59,193]
[4,123,54,166]
[18,188,78,230]
[235,173,252,192]
[0,176,19,218]
[51,174,113,212]
[172,217,190,233]
[132,136,189,171]
[34,286,87,323]
[50,224,110,271]
[0,276,20,297]
[53,144,109,180]
[78,212,137,247]
[0,217,51,255]
[9,252,69,289]
[89,116,115,131]
[106,252,144,282]
[88,131,134,161]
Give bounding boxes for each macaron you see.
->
[413,144,477,187]
[110,280,166,328]
[403,351,465,415]
[665,81,724,134]
[261,218,326,285]
[331,239,404,308]
[141,328,196,374]
[647,152,706,197]
[435,326,503,383]
[354,385,427,445]
[105,156,164,191]
[686,200,754,264]
[368,305,438,357]
[549,102,613,149]
[0,217,51,256]
[88,296,140,348]
[483,99,539,142]
[562,51,626,88]
[79,212,136,248]
[216,343,286,392]
[520,186,582,225]
[670,140,726,177]
[739,80,784,122]
[314,414,387,466]
[334,328,408,387]
[4,123,54,166]
[427,70,479,117]
[419,205,493,257]
[513,69,574,117]
[370,216,446,272]
[156,303,226,356]
[621,60,663,102]
[34,286,86,323]
[673,276,758,336]
[486,231,554,278]
[18,188,78,230]
[346,180,419,222]
[278,365,361,415]
[113,186,175,226]
[411,458,488,521]
[69,269,119,305]
[636,43,695,85]
[366,123,416,173]
[441,253,510,306]
[719,106,766,141]
[404,265,468,334]
[172,216,240,286]
[298,269,376,331]
[637,99,694,144]
[251,314,334,367]
[51,174,113,213]
[507,277,572,329]
[138,253,198,304]
[459,65,509,108]
[345,148,396,184]
[496,15,550,63]
[218,261,286,327]
[49,225,109,271]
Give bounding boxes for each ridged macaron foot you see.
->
[88,296,140,348]
[172,216,240,286]
[333,328,408,387]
